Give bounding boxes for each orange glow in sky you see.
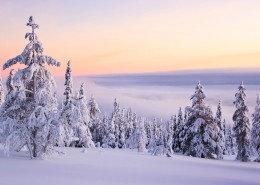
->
[1,1,260,77]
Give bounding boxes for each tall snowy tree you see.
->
[174,107,184,152]
[136,118,147,152]
[125,108,134,141]
[128,117,148,152]
[233,82,251,162]
[215,101,225,156]
[102,99,119,148]
[0,16,60,158]
[59,61,75,147]
[146,118,158,151]
[63,61,73,107]
[164,118,174,156]
[183,82,222,159]
[251,94,260,162]
[73,83,94,148]
[113,99,121,148]
[102,113,116,148]
[118,108,127,148]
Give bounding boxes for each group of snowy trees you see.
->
[0,17,260,162]
[0,17,98,158]
[58,61,96,148]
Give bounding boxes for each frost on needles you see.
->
[0,16,60,158]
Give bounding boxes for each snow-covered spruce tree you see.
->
[136,118,147,152]
[72,83,94,148]
[59,82,95,148]
[251,94,260,162]
[88,94,101,145]
[164,118,174,157]
[118,108,127,148]
[126,117,147,152]
[224,123,237,155]
[102,113,116,148]
[125,108,134,141]
[214,100,225,156]
[107,98,127,148]
[182,82,222,159]
[102,101,118,148]
[143,119,153,151]
[156,118,165,147]
[151,118,173,157]
[58,61,74,147]
[88,94,100,120]
[63,60,73,107]
[112,98,120,148]
[233,82,251,162]
[173,107,184,152]
[0,16,60,158]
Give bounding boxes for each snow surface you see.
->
[0,146,259,185]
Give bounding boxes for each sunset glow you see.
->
[1,0,260,77]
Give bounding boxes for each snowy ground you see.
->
[0,146,259,185]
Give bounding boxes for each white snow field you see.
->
[0,146,259,185]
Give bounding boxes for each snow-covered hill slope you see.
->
[0,146,259,185]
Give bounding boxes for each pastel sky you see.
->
[1,0,260,77]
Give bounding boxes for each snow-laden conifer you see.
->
[146,118,158,151]
[88,94,100,120]
[173,107,184,152]
[136,118,147,152]
[183,82,221,159]
[125,108,134,141]
[251,94,260,162]
[59,61,74,147]
[215,101,225,157]
[63,61,73,107]
[233,82,251,162]
[102,100,119,148]
[72,83,94,148]
[0,16,60,158]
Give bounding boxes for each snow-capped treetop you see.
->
[26,16,39,31]
[233,81,248,110]
[191,81,206,108]
[64,61,73,106]
[114,98,120,113]
[3,16,60,70]
[216,101,222,120]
